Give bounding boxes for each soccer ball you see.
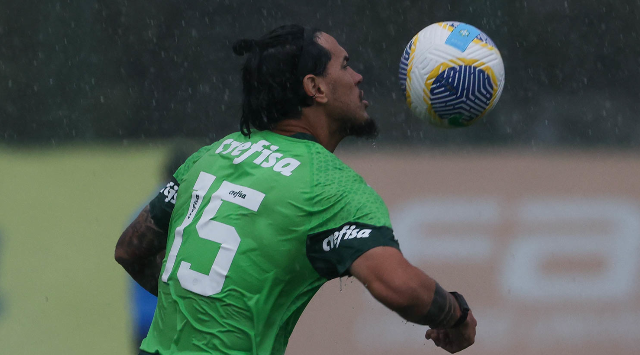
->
[399,22,505,128]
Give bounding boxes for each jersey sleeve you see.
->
[306,222,399,279]
[305,155,400,280]
[149,143,214,231]
[148,177,180,232]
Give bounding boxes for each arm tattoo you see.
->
[115,205,167,296]
[421,283,459,329]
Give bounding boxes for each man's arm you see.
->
[115,205,167,296]
[350,246,476,353]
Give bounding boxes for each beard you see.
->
[343,116,379,139]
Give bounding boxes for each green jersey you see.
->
[141,131,399,354]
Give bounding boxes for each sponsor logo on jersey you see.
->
[160,181,179,204]
[228,190,246,199]
[214,139,301,177]
[187,194,200,219]
[322,225,372,251]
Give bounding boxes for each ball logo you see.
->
[424,58,500,127]
[429,65,494,126]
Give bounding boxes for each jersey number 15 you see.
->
[161,171,265,296]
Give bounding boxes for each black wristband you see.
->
[449,292,470,328]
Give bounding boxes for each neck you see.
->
[271,108,344,153]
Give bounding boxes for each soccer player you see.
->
[115,24,477,354]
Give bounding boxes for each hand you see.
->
[425,311,477,353]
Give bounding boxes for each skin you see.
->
[272,33,373,153]
[115,31,476,352]
[114,206,166,296]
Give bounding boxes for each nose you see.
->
[352,69,363,85]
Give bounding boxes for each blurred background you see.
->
[1,0,639,354]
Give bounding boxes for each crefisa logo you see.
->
[323,225,372,251]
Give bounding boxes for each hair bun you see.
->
[232,39,258,56]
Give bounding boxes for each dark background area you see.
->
[1,0,638,147]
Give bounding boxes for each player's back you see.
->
[141,131,330,354]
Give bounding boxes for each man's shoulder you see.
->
[307,151,391,235]
[310,150,385,209]
[309,148,365,187]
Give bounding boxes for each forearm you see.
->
[388,266,461,328]
[118,249,165,296]
[115,205,168,296]
[350,247,464,329]
[418,281,461,328]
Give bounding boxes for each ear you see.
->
[302,74,328,104]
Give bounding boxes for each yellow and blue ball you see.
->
[399,22,505,128]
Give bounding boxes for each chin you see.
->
[347,116,378,139]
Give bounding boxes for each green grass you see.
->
[0,144,170,354]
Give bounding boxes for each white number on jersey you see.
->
[161,171,265,296]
